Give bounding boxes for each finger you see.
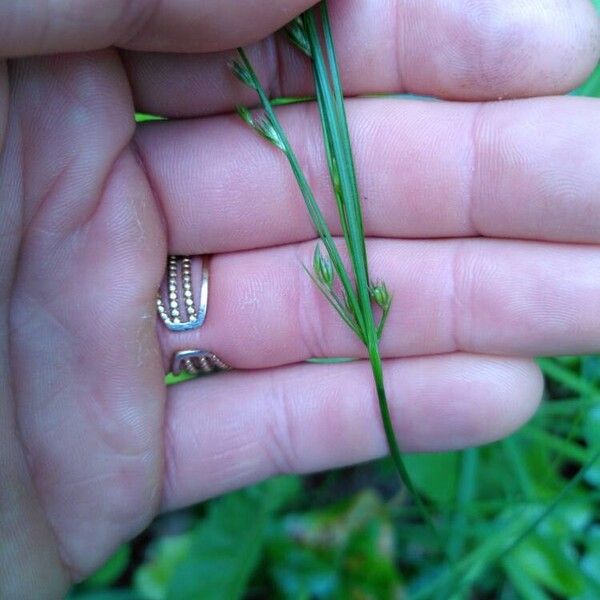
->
[162,354,542,508]
[157,238,600,371]
[124,0,600,116]
[136,96,600,254]
[0,0,318,57]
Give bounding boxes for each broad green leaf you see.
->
[512,535,587,596]
[403,452,459,505]
[135,535,192,600]
[166,492,267,600]
[135,477,300,600]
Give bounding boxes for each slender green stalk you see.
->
[231,2,439,543]
[502,438,535,498]
[446,449,479,562]
[270,95,315,106]
[538,356,600,397]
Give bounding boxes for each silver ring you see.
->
[158,256,232,376]
[172,350,231,376]
[157,256,208,332]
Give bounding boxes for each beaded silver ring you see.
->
[157,256,208,332]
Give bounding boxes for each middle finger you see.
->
[136,95,600,254]
[157,238,600,371]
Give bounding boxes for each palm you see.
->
[1,1,599,596]
[1,51,166,585]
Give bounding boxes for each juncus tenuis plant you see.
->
[1,0,599,596]
[232,2,444,536]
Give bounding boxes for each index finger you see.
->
[0,0,318,57]
[125,0,600,117]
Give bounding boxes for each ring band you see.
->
[172,350,231,376]
[158,256,231,376]
[157,256,208,332]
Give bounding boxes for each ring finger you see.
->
[156,237,600,372]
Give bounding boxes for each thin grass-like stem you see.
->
[233,0,441,551]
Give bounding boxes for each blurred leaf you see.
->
[583,407,600,487]
[537,499,594,538]
[166,494,266,599]
[402,452,458,505]
[582,356,600,384]
[266,490,403,599]
[581,526,600,587]
[573,63,600,98]
[69,591,142,600]
[512,535,586,596]
[503,556,552,600]
[135,476,300,600]
[135,535,192,600]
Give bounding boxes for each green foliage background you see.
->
[70,9,600,600]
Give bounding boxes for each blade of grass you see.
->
[446,449,479,562]
[538,357,600,397]
[502,556,552,600]
[412,445,600,599]
[524,426,589,464]
[502,437,535,498]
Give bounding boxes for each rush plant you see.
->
[231,2,436,535]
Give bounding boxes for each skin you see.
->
[0,0,599,596]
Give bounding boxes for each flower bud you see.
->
[370,281,391,310]
[313,245,334,288]
[236,105,254,127]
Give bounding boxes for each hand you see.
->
[1,0,599,596]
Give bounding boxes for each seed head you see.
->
[370,281,391,311]
[285,17,312,57]
[236,105,255,126]
[229,59,257,90]
[255,116,285,151]
[313,245,334,288]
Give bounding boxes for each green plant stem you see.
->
[447,448,478,562]
[503,437,535,498]
[302,3,441,543]
[234,0,441,554]
[236,49,365,339]
[368,343,441,542]
[270,95,315,105]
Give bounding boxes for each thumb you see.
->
[0,0,318,57]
